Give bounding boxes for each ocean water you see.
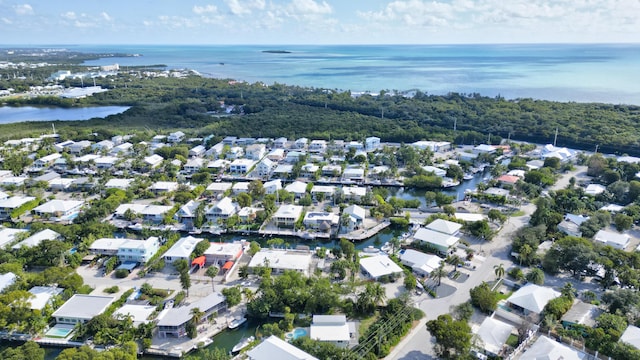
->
[76,44,640,105]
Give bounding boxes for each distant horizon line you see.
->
[1,42,639,48]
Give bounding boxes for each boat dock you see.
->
[341,220,391,241]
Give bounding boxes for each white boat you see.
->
[463,173,474,181]
[231,336,255,353]
[381,242,393,254]
[362,245,380,254]
[228,317,247,329]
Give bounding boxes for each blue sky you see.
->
[0,0,638,44]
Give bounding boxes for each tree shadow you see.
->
[397,350,437,360]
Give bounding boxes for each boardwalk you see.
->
[342,221,391,241]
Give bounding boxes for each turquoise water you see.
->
[291,328,308,340]
[44,326,73,338]
[76,44,640,105]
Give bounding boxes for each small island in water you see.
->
[262,50,291,54]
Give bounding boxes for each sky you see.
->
[0,0,638,45]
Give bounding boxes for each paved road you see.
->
[387,166,590,360]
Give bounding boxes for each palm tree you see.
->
[561,282,576,300]
[190,307,204,325]
[519,244,532,266]
[205,266,219,291]
[390,236,401,254]
[432,261,447,287]
[494,263,505,280]
[367,283,387,306]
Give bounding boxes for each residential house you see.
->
[149,181,180,194]
[519,336,585,360]
[175,200,201,227]
[285,181,308,199]
[246,144,266,160]
[157,292,226,338]
[301,163,319,178]
[52,295,114,325]
[189,145,206,157]
[273,204,304,227]
[558,214,589,237]
[206,142,225,158]
[303,212,339,231]
[205,197,238,223]
[0,272,17,292]
[474,317,515,357]
[89,238,130,256]
[273,137,288,149]
[238,207,259,223]
[94,156,119,169]
[222,136,237,146]
[505,284,561,319]
[426,219,462,236]
[206,182,233,196]
[33,153,62,170]
[203,242,243,267]
[343,167,365,182]
[561,301,603,330]
[541,144,576,162]
[12,229,61,249]
[342,204,366,232]
[246,335,318,360]
[168,131,185,143]
[620,325,640,350]
[27,286,63,310]
[33,199,83,219]
[594,229,630,250]
[232,182,250,194]
[207,159,230,172]
[345,141,364,151]
[342,187,367,202]
[359,255,403,281]
[109,142,133,156]
[413,227,459,254]
[294,138,309,149]
[115,204,173,223]
[266,148,286,162]
[47,177,75,191]
[309,140,327,153]
[144,154,164,169]
[225,146,244,160]
[104,178,134,190]
[256,158,275,178]
[0,196,33,220]
[365,137,380,151]
[585,184,606,196]
[399,249,443,277]
[473,144,496,154]
[183,158,204,174]
[248,249,313,276]
[411,140,451,152]
[263,179,282,194]
[286,151,306,163]
[311,185,336,200]
[163,236,203,264]
[68,140,92,154]
[229,159,255,173]
[117,236,160,263]
[322,164,342,177]
[113,304,156,326]
[310,315,352,348]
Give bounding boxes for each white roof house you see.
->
[205,197,238,220]
[519,336,585,360]
[506,284,561,316]
[594,229,630,250]
[0,272,17,292]
[0,228,29,248]
[273,204,304,227]
[426,218,462,235]
[285,181,308,197]
[48,177,76,191]
[150,181,179,193]
[104,178,134,190]
[422,165,447,177]
[413,227,459,254]
[620,325,640,350]
[232,181,250,193]
[27,286,63,310]
[204,242,244,266]
[206,181,233,194]
[248,249,313,276]
[399,249,443,277]
[33,199,84,218]
[164,236,203,264]
[90,238,130,256]
[113,304,156,326]
[52,294,115,325]
[585,184,606,196]
[359,255,403,281]
[342,186,367,200]
[310,315,351,348]
[12,229,61,249]
[144,154,164,168]
[247,335,318,360]
[94,156,119,168]
[311,185,336,197]
[264,179,282,194]
[475,316,515,356]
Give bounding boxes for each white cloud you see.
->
[1,17,12,24]
[61,11,76,20]
[193,4,218,14]
[288,0,332,15]
[13,4,33,15]
[224,0,266,16]
[101,12,112,22]
[74,20,96,28]
[158,15,196,29]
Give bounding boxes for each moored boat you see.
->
[228,317,247,329]
[231,336,255,353]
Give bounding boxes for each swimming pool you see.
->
[290,328,307,340]
[45,325,74,339]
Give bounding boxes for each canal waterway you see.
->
[0,105,130,123]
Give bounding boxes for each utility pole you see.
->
[553,127,558,147]
[595,144,599,153]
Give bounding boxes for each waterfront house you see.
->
[232,181,250,194]
[175,200,200,227]
[113,304,156,326]
[263,179,282,194]
[90,238,130,256]
[273,204,304,227]
[109,142,133,156]
[413,227,459,254]
[285,181,308,199]
[342,204,366,232]
[310,185,336,200]
[27,286,63,310]
[342,167,365,182]
[273,164,294,179]
[226,146,244,160]
[310,315,352,348]
[52,295,114,325]
[342,186,367,202]
[286,151,306,164]
[303,212,339,231]
[205,197,238,223]
[426,219,462,236]
[163,236,203,265]
[256,157,276,178]
[157,292,226,338]
[247,335,319,360]
[229,159,255,173]
[322,164,342,177]
[206,182,233,196]
[203,242,244,267]
[248,249,313,276]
